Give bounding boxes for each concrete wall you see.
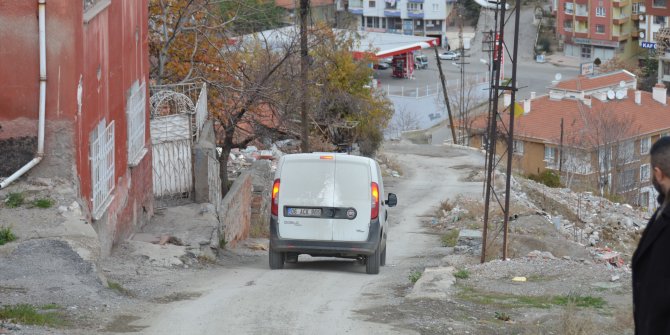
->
[194,120,217,204]
[250,160,272,231]
[217,171,252,248]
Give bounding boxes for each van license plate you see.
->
[287,207,322,217]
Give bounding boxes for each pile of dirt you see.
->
[0,137,36,177]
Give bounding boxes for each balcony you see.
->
[613,0,629,8]
[613,33,631,41]
[613,15,630,25]
[573,31,589,38]
[575,14,588,22]
[407,10,424,18]
[348,0,363,13]
[384,9,401,16]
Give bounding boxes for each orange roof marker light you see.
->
[320,155,334,160]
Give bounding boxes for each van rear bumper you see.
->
[269,217,381,256]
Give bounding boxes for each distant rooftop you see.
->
[553,70,637,93]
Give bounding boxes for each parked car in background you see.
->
[374,62,390,70]
[438,51,460,60]
[414,54,428,69]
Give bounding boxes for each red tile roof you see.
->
[553,70,636,92]
[470,89,670,148]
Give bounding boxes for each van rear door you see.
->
[278,156,334,241]
[332,157,371,242]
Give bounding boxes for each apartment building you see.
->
[635,0,670,83]
[346,0,457,46]
[467,71,670,209]
[554,0,638,62]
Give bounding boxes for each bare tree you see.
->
[149,0,303,195]
[386,107,420,139]
[580,101,638,198]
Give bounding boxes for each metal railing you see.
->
[384,73,488,98]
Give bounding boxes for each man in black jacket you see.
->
[633,136,670,334]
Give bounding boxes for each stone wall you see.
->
[217,170,252,248]
[250,160,272,232]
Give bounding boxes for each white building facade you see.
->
[346,0,456,46]
[635,0,670,84]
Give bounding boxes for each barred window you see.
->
[90,119,115,219]
[127,80,147,166]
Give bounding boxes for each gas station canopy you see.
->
[347,30,440,59]
[234,26,439,60]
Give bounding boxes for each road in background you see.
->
[376,6,579,101]
[129,145,485,335]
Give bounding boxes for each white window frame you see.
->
[640,137,651,155]
[127,80,147,167]
[513,140,524,155]
[596,7,606,17]
[641,163,651,182]
[595,24,605,34]
[632,2,640,14]
[90,119,115,220]
[544,145,556,162]
[564,2,574,14]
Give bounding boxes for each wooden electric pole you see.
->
[300,0,310,152]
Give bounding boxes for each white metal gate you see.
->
[151,114,193,207]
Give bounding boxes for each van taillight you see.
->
[371,182,379,219]
[272,179,280,216]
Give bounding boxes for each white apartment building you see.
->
[346,0,457,46]
[635,0,670,83]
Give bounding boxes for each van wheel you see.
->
[366,245,381,275]
[269,248,285,270]
[380,245,386,266]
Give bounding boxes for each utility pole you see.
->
[300,0,310,152]
[458,3,466,145]
[433,45,457,144]
[480,0,522,262]
[559,118,564,173]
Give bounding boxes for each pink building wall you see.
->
[0,0,153,255]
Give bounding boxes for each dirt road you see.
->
[127,144,484,335]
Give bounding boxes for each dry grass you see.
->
[249,221,269,238]
[377,154,404,176]
[559,302,598,335]
[609,305,634,334]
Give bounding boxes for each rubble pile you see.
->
[513,177,648,258]
[225,140,301,178]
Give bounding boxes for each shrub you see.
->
[441,230,460,247]
[5,192,24,208]
[408,270,422,284]
[454,269,470,279]
[32,198,54,209]
[0,227,17,246]
[527,170,561,188]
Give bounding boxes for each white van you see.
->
[269,153,397,274]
